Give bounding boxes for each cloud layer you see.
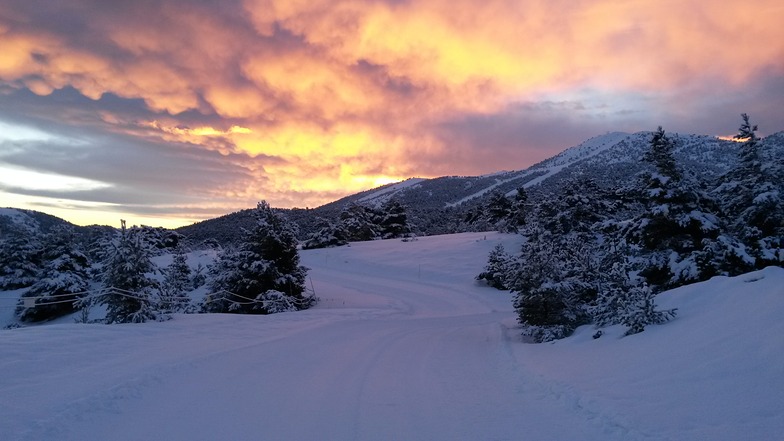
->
[1,0,782,226]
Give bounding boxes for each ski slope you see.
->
[1,232,783,440]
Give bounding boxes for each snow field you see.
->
[1,232,782,440]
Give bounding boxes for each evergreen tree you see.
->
[204,201,314,314]
[590,244,677,335]
[379,199,410,239]
[486,191,513,231]
[16,227,91,322]
[510,228,594,342]
[476,243,513,290]
[734,113,760,168]
[340,203,381,241]
[100,221,161,323]
[644,126,680,181]
[0,232,43,290]
[716,114,783,266]
[629,127,721,287]
[508,187,529,231]
[302,219,348,249]
[160,245,192,313]
[617,283,677,336]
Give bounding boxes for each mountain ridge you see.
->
[4,129,782,245]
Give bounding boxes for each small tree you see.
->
[476,243,513,290]
[160,246,192,313]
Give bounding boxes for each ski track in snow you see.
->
[1,232,782,440]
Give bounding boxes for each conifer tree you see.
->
[205,201,313,314]
[379,199,410,239]
[0,232,43,289]
[486,191,512,229]
[340,203,381,241]
[476,243,513,289]
[160,245,192,313]
[302,218,348,249]
[510,228,594,342]
[716,114,783,266]
[100,221,160,323]
[630,127,720,287]
[508,187,529,231]
[16,227,91,322]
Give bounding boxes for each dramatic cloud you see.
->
[0,0,782,226]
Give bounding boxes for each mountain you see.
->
[179,130,783,245]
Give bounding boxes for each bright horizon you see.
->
[1,0,783,228]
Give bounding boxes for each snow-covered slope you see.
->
[1,232,782,440]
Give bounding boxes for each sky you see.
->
[1,0,783,228]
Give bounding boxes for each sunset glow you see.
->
[0,0,782,227]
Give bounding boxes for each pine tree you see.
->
[379,199,410,239]
[160,246,192,313]
[100,221,161,323]
[629,127,721,287]
[340,203,381,241]
[486,191,512,231]
[476,243,513,290]
[508,187,529,231]
[510,228,594,342]
[0,232,43,290]
[716,114,783,266]
[302,219,348,249]
[16,227,91,322]
[644,126,680,181]
[204,201,314,314]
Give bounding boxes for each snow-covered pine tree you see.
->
[508,187,529,232]
[484,191,514,232]
[589,240,677,335]
[302,218,348,249]
[537,178,611,236]
[476,243,513,290]
[100,221,161,323]
[160,245,192,313]
[340,203,381,241]
[0,231,43,290]
[715,114,783,267]
[379,199,411,239]
[617,283,677,336]
[628,127,721,287]
[16,226,91,322]
[645,126,680,182]
[204,201,314,314]
[510,228,594,342]
[202,247,240,313]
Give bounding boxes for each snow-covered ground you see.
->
[1,232,782,440]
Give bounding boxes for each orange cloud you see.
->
[1,0,783,222]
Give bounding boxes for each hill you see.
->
[178,130,783,245]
